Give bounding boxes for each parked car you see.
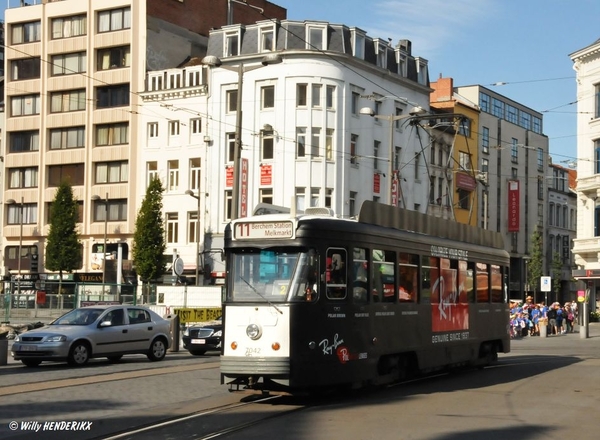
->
[11,305,172,367]
[182,317,222,355]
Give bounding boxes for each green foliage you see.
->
[528,228,544,292]
[551,252,562,295]
[132,177,166,283]
[45,181,82,273]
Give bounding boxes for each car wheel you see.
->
[189,350,207,356]
[107,355,123,363]
[68,342,90,366]
[22,360,41,367]
[147,338,167,361]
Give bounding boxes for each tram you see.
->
[220,201,510,394]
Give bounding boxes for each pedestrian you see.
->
[547,303,558,335]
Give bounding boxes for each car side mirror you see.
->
[99,321,112,328]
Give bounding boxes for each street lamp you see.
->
[91,193,109,292]
[185,189,201,286]
[202,53,282,220]
[5,197,24,296]
[359,105,427,205]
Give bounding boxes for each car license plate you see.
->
[21,345,37,351]
[191,339,206,344]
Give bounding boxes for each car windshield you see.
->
[229,248,318,303]
[53,308,103,326]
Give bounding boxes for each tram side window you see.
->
[398,252,418,302]
[459,260,474,303]
[326,248,347,300]
[352,247,369,303]
[491,264,503,303]
[290,249,319,302]
[372,249,395,303]
[476,262,490,302]
[421,256,439,305]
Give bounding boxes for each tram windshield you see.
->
[229,248,318,303]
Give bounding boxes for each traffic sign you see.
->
[540,276,551,292]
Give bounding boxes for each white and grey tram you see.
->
[221,201,511,394]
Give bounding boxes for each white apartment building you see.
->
[571,38,600,308]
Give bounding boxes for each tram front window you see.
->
[229,248,318,302]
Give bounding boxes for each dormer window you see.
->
[417,57,428,85]
[398,54,407,77]
[351,29,365,59]
[375,40,387,69]
[260,27,274,52]
[225,31,239,56]
[307,26,325,50]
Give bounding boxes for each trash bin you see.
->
[163,314,180,352]
[0,334,8,366]
[539,322,547,338]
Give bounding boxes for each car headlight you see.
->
[183,328,190,336]
[212,330,222,337]
[45,335,67,342]
[14,335,20,342]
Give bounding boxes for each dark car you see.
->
[182,317,222,355]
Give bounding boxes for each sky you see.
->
[276,0,600,168]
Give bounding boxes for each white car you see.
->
[11,305,172,367]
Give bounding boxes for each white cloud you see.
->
[366,0,499,57]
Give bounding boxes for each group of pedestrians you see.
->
[510,296,578,339]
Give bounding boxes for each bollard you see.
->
[580,302,589,339]
[0,334,8,366]
[164,314,180,352]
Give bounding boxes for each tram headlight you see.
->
[246,323,262,340]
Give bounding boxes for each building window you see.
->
[533,116,542,134]
[311,84,322,107]
[457,189,470,210]
[261,131,275,160]
[189,158,201,191]
[97,45,131,70]
[311,128,321,157]
[351,92,360,115]
[95,161,128,183]
[146,162,158,187]
[168,160,179,191]
[538,178,544,200]
[96,84,130,108]
[537,148,544,171]
[225,190,233,220]
[51,14,86,39]
[48,163,84,187]
[349,191,357,217]
[482,126,489,154]
[350,134,358,165]
[11,94,40,116]
[326,85,335,109]
[311,188,320,207]
[376,43,386,68]
[492,98,504,118]
[8,167,38,189]
[506,104,518,124]
[94,199,128,222]
[373,141,380,170]
[226,90,238,113]
[51,52,87,75]
[49,126,85,150]
[296,127,306,158]
[459,151,472,171]
[98,7,131,33]
[352,31,364,58]
[511,139,518,163]
[190,118,202,134]
[169,120,180,137]
[11,21,41,44]
[7,203,37,225]
[11,58,41,80]
[479,92,491,113]
[166,213,179,244]
[414,153,421,180]
[260,188,273,204]
[520,112,532,130]
[296,187,306,211]
[50,90,86,113]
[225,31,239,56]
[308,26,324,50]
[188,211,199,244]
[227,133,235,162]
[481,158,489,173]
[296,84,307,107]
[549,203,554,226]
[325,188,333,208]
[260,27,274,52]
[148,122,159,138]
[458,118,471,137]
[261,85,275,109]
[96,123,128,146]
[9,130,39,152]
[326,129,334,160]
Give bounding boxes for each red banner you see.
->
[240,159,248,218]
[226,166,233,188]
[391,171,399,207]
[260,164,272,185]
[373,173,381,194]
[508,180,520,232]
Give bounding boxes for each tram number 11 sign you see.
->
[234,221,294,240]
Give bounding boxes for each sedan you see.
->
[182,317,222,355]
[11,305,172,367]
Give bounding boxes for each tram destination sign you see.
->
[234,221,294,240]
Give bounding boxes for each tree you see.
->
[528,228,544,302]
[551,252,563,301]
[133,177,166,298]
[45,181,82,294]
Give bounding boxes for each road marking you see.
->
[0,361,219,397]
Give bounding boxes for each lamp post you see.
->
[359,105,427,206]
[202,53,282,220]
[185,190,201,286]
[6,197,24,296]
[91,193,109,293]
